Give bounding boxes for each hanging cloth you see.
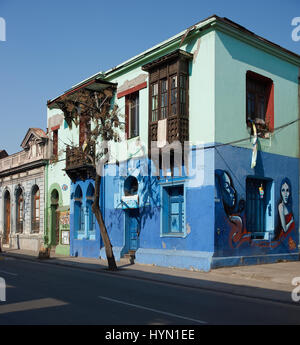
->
[251,122,258,169]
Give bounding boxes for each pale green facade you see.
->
[46,108,74,255]
[215,30,299,158]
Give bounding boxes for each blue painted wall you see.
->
[103,146,215,270]
[70,178,103,258]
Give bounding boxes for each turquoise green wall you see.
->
[188,31,215,145]
[46,108,72,255]
[215,30,299,158]
[104,30,216,163]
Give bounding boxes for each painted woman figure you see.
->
[276,177,295,240]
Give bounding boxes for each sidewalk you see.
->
[1,248,299,305]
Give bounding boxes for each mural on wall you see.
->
[215,170,297,253]
[60,210,70,228]
[275,178,295,240]
[215,169,250,249]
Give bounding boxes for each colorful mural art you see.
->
[215,168,298,257]
[275,178,295,240]
[215,169,251,250]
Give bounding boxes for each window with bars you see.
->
[162,185,185,235]
[246,177,272,239]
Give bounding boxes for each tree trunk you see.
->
[92,173,117,271]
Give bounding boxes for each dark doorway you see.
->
[3,190,11,245]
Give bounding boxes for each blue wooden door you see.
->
[126,210,139,251]
[246,178,267,236]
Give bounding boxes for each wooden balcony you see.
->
[65,145,96,182]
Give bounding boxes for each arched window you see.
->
[16,187,24,233]
[50,189,60,245]
[86,183,95,240]
[31,185,40,233]
[124,176,138,196]
[74,185,84,239]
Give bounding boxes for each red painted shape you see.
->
[117,82,147,99]
[51,125,60,131]
[266,82,274,132]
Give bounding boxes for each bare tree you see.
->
[54,85,123,271]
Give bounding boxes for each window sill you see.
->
[127,135,140,141]
[161,232,186,238]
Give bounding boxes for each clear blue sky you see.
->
[0,0,299,154]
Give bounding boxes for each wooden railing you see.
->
[65,145,95,171]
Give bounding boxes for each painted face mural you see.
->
[215,170,249,249]
[220,172,236,209]
[281,182,290,205]
[276,177,294,240]
[215,170,237,214]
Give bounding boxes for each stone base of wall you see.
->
[135,248,213,272]
[100,246,123,261]
[211,252,300,268]
[10,234,44,252]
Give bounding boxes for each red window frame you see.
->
[246,71,274,133]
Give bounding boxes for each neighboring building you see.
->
[45,110,72,255]
[47,15,300,270]
[0,128,48,251]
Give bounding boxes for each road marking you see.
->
[0,298,67,314]
[98,296,207,324]
[0,270,18,276]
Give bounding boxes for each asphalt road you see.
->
[0,256,299,325]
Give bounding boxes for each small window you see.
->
[31,185,40,233]
[170,75,177,115]
[86,183,96,240]
[246,71,274,134]
[160,79,168,119]
[151,83,158,122]
[124,176,138,196]
[16,187,24,234]
[52,129,58,157]
[74,186,84,239]
[162,185,185,235]
[126,92,139,139]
